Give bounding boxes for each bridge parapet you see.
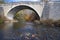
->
[0,2,43,6]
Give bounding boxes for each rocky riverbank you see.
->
[40,19,60,27]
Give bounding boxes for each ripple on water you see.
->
[0,22,60,40]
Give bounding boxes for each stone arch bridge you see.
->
[0,2,44,20]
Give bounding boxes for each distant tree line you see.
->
[0,1,5,4]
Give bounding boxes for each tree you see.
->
[14,10,26,23]
[0,0,5,4]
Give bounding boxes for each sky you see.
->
[4,0,40,3]
[50,0,60,1]
[4,0,60,3]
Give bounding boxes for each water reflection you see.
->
[0,22,60,40]
[0,23,5,40]
[13,22,39,40]
[2,22,40,40]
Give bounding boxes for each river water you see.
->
[0,22,60,40]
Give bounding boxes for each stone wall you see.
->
[0,7,4,16]
[41,2,60,20]
[49,2,60,20]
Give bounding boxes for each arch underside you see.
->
[7,5,40,20]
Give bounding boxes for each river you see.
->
[0,22,60,40]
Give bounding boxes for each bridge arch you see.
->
[7,5,40,21]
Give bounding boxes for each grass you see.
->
[0,18,4,24]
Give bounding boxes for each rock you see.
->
[34,20,40,24]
